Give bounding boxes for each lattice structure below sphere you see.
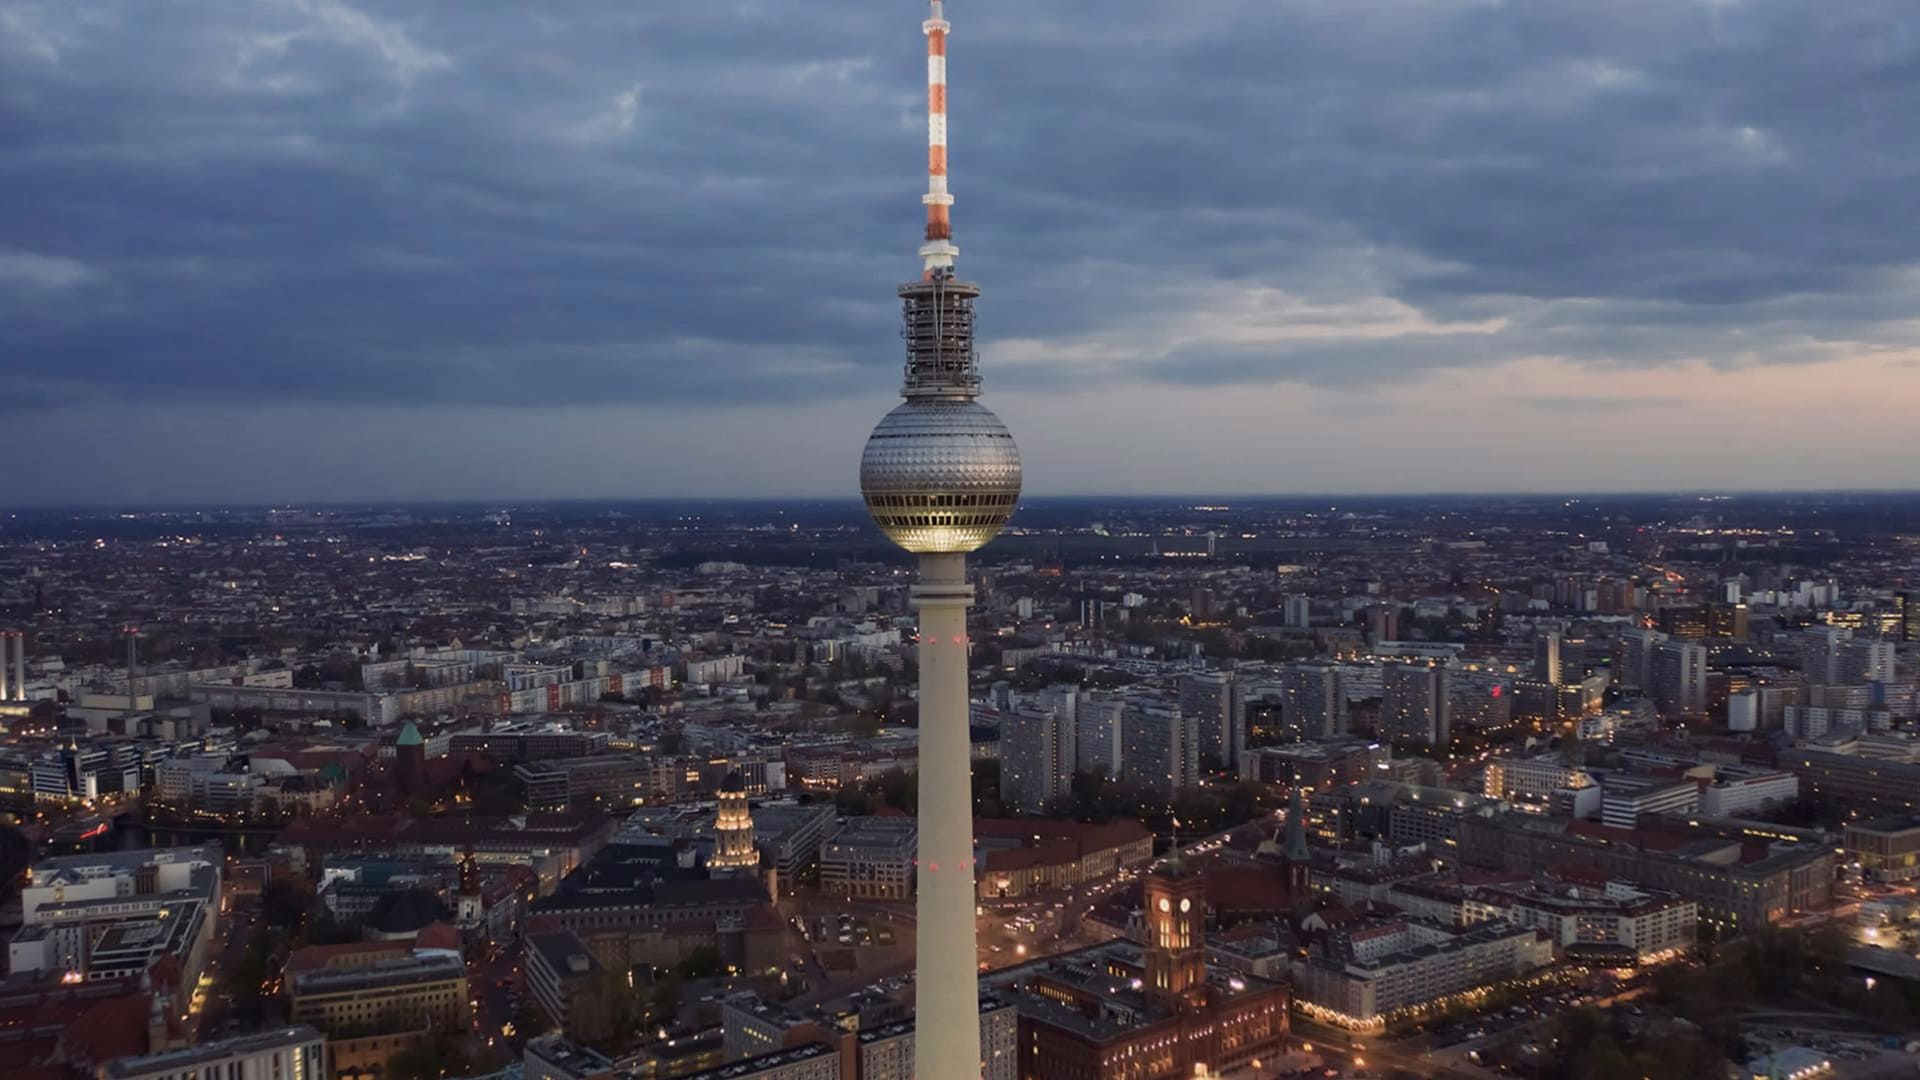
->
[860,398,1022,554]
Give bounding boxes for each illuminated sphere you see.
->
[860,397,1021,554]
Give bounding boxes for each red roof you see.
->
[975,817,1153,873]
[1548,863,1612,887]
[277,812,606,849]
[484,864,538,903]
[1565,819,1691,852]
[1309,902,1366,929]
[0,1036,56,1072]
[64,992,154,1067]
[0,989,157,1071]
[1207,865,1295,915]
[285,938,411,974]
[145,953,184,992]
[975,817,1152,851]
[743,904,785,931]
[288,923,461,973]
[1456,867,1531,887]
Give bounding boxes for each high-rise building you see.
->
[1511,678,1560,727]
[1366,604,1399,645]
[1799,626,1851,686]
[990,680,1012,712]
[1040,684,1079,729]
[854,5,1022,1075]
[1616,628,1665,692]
[1705,602,1750,641]
[1652,640,1708,718]
[1075,692,1126,777]
[1282,595,1312,628]
[1281,661,1347,739]
[1381,663,1452,746]
[1843,639,1897,685]
[999,705,1074,814]
[1898,591,1917,644]
[1242,688,1288,747]
[1122,699,1197,798]
[1532,632,1562,685]
[1179,670,1239,770]
[1079,595,1104,629]
[1191,586,1218,622]
[1450,674,1513,734]
[1657,605,1708,639]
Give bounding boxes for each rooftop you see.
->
[1849,813,1920,835]
[29,844,220,880]
[985,940,1282,1042]
[103,1027,322,1078]
[528,930,600,978]
[290,952,464,996]
[667,1040,833,1080]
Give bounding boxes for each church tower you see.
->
[1282,787,1313,908]
[708,772,759,873]
[394,720,426,796]
[456,846,484,928]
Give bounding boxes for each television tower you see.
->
[858,3,1021,1077]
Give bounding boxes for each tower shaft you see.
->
[912,552,981,1080]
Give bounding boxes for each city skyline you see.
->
[8,0,1920,501]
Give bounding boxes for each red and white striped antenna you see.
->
[919,0,958,275]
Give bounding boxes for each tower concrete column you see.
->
[913,551,980,1080]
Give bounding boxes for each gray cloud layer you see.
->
[2,0,1918,495]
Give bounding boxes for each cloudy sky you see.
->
[4,0,1919,505]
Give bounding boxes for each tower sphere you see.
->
[860,397,1021,554]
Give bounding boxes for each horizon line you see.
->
[6,485,1920,515]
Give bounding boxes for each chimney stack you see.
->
[124,626,139,716]
[13,632,24,703]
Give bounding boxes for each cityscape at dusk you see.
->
[5,2,1920,1080]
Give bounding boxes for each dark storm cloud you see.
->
[4,0,1920,408]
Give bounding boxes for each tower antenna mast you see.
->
[920,0,957,274]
